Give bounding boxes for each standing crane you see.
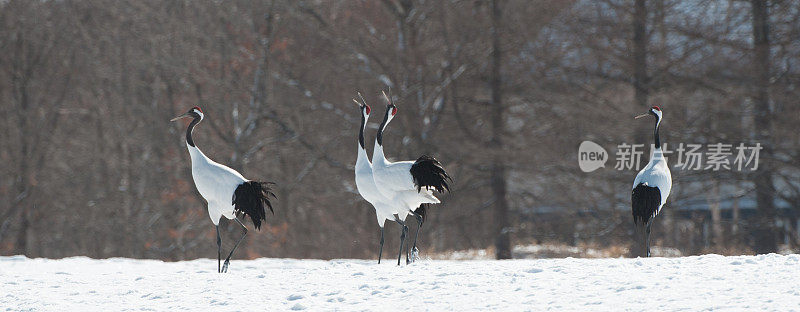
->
[352,93,402,264]
[372,92,452,265]
[632,106,672,257]
[171,107,275,273]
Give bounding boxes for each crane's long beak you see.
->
[170,113,189,122]
[382,90,395,106]
[634,113,649,119]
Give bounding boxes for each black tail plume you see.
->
[631,183,660,257]
[232,181,276,230]
[631,183,661,225]
[410,155,452,193]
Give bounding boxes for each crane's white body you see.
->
[372,142,440,221]
[174,106,272,273]
[633,147,672,212]
[188,144,247,225]
[362,99,449,265]
[355,142,401,227]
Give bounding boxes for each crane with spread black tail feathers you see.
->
[372,92,452,265]
[352,93,404,264]
[631,106,672,257]
[171,107,276,273]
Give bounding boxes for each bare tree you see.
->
[750,0,777,254]
[489,0,511,260]
[0,0,797,260]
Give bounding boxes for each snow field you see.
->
[2,254,800,311]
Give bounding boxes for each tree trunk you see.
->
[629,0,649,258]
[490,0,511,260]
[13,209,29,255]
[732,191,740,236]
[750,0,777,254]
[708,179,723,249]
[633,0,648,108]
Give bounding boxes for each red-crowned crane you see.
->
[171,107,275,273]
[632,106,672,257]
[372,92,452,265]
[352,94,403,264]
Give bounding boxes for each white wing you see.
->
[375,162,441,217]
[372,146,440,219]
[188,146,247,223]
[633,150,672,207]
[374,160,416,192]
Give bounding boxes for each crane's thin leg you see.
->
[378,227,385,264]
[405,230,411,265]
[394,216,408,266]
[645,219,652,257]
[221,218,248,273]
[409,211,424,263]
[216,225,222,273]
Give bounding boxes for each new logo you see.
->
[578,141,608,173]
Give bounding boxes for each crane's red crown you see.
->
[192,106,203,113]
[391,107,397,116]
[365,105,371,114]
[651,106,661,111]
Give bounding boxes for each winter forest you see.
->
[1,0,799,262]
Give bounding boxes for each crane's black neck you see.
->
[376,107,391,146]
[186,117,201,147]
[653,117,661,149]
[358,112,366,149]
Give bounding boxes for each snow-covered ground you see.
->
[430,244,683,259]
[2,254,799,311]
